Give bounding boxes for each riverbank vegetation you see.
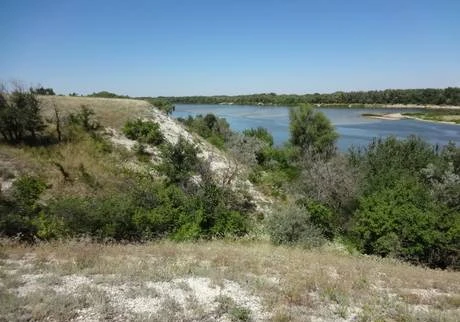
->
[160,87,460,106]
[403,109,460,124]
[1,89,459,320]
[174,104,460,269]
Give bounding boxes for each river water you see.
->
[173,104,460,151]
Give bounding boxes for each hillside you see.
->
[1,95,459,321]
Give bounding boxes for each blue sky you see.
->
[1,0,459,96]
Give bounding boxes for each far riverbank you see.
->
[313,103,460,109]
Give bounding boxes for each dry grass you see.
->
[39,95,154,129]
[0,95,154,197]
[0,134,136,198]
[1,240,459,321]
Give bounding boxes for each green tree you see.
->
[0,88,45,143]
[289,104,338,156]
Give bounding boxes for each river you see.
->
[173,104,460,151]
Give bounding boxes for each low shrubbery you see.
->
[0,176,47,241]
[1,175,253,242]
[122,118,164,145]
[0,133,254,242]
[265,203,325,248]
[350,178,459,267]
[178,114,231,149]
[346,137,460,268]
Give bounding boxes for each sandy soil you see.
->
[365,112,459,124]
[1,241,459,321]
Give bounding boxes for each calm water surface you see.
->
[173,104,460,151]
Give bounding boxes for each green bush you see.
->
[178,114,231,149]
[210,210,249,237]
[39,176,253,242]
[349,136,438,192]
[0,176,47,240]
[11,176,47,209]
[149,99,175,115]
[122,118,164,145]
[32,212,68,240]
[45,195,138,240]
[351,178,459,268]
[158,136,200,184]
[243,127,274,147]
[265,204,325,248]
[297,199,338,240]
[68,105,101,133]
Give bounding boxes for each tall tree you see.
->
[289,104,338,157]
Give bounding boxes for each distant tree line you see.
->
[87,91,130,99]
[30,87,55,96]
[157,87,460,106]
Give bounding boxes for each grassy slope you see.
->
[1,96,459,321]
[39,95,153,130]
[0,96,151,199]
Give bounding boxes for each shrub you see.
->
[265,204,325,248]
[11,176,47,210]
[210,210,249,237]
[349,136,438,192]
[178,113,231,149]
[350,178,459,268]
[0,166,254,242]
[32,212,68,240]
[148,99,175,115]
[296,199,338,240]
[0,176,47,240]
[68,105,101,132]
[243,127,274,146]
[87,91,129,99]
[45,195,139,241]
[226,133,267,169]
[158,136,200,185]
[193,183,251,238]
[122,118,164,145]
[295,154,360,220]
